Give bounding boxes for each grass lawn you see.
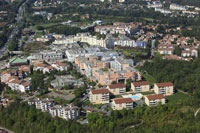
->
[166,92,191,105]
[142,74,156,85]
[141,91,155,95]
[34,32,43,39]
[30,23,61,32]
[122,50,148,57]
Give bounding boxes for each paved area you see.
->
[0,126,15,133]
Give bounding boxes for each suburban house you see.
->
[107,84,126,95]
[131,81,150,93]
[33,63,54,74]
[144,94,165,106]
[1,71,11,83]
[89,89,110,104]
[111,98,133,110]
[154,82,174,96]
[51,62,68,71]
[7,78,30,93]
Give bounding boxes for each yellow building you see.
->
[131,81,150,93]
[145,94,165,106]
[89,89,110,104]
[154,82,174,96]
[112,98,133,110]
[107,84,126,95]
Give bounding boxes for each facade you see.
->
[110,58,133,71]
[154,82,174,96]
[170,3,187,11]
[31,51,63,62]
[131,81,150,93]
[89,89,110,104]
[112,98,133,110]
[145,94,165,106]
[51,62,68,71]
[7,78,30,93]
[107,84,126,95]
[49,104,80,120]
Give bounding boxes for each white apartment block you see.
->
[170,4,187,11]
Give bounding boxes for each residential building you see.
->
[107,84,126,95]
[49,104,80,120]
[89,89,110,104]
[51,75,84,89]
[28,98,55,112]
[131,81,150,93]
[1,71,11,83]
[145,94,165,106]
[7,78,30,93]
[110,57,133,71]
[111,98,133,110]
[154,82,174,96]
[51,62,68,71]
[170,3,187,10]
[31,50,63,62]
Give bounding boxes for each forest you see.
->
[139,57,200,97]
[1,98,200,133]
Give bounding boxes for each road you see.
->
[0,0,26,58]
[0,126,15,133]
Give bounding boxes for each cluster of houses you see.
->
[28,98,80,120]
[89,81,174,110]
[157,34,199,60]
[1,56,69,92]
[0,97,14,108]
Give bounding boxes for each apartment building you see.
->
[110,57,133,71]
[154,82,174,96]
[49,104,80,120]
[93,68,141,85]
[131,81,150,93]
[89,89,110,104]
[31,50,63,62]
[112,98,133,110]
[170,3,187,11]
[107,84,126,95]
[28,98,55,112]
[145,94,165,106]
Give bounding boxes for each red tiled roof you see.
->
[156,82,173,87]
[114,98,133,104]
[1,71,10,75]
[146,94,165,100]
[56,62,67,66]
[108,84,126,89]
[91,89,109,94]
[132,81,149,86]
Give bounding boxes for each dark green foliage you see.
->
[139,57,200,97]
[0,101,86,133]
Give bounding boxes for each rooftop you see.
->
[114,98,133,104]
[146,94,165,100]
[132,81,149,86]
[91,89,110,94]
[156,82,173,87]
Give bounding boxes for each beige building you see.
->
[145,94,165,106]
[89,89,110,104]
[107,84,126,95]
[112,98,133,110]
[131,81,150,93]
[154,82,174,96]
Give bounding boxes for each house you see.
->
[1,71,11,83]
[131,81,150,93]
[51,62,68,71]
[89,89,110,104]
[107,84,126,95]
[7,78,30,93]
[144,94,165,106]
[0,98,14,108]
[33,63,54,74]
[111,98,133,110]
[154,82,174,96]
